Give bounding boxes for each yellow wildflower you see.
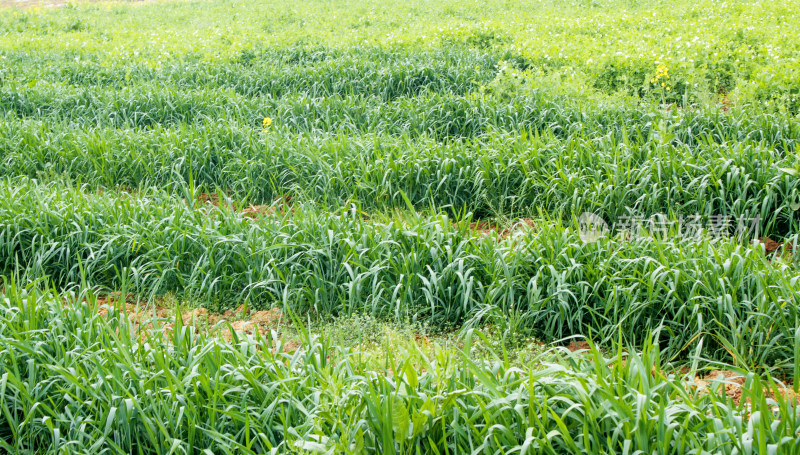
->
[262,117,272,128]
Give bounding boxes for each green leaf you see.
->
[391,397,410,440]
[404,363,418,389]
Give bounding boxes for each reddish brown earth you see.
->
[94,293,296,350]
[759,236,793,253]
[196,192,293,218]
[692,370,797,407]
[565,340,591,352]
[562,340,795,406]
[466,218,536,239]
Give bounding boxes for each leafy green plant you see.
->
[1,178,798,373]
[0,283,798,454]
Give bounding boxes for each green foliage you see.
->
[0,284,798,454]
[0,178,798,374]
[0,106,798,235]
[738,61,800,115]
[0,0,799,450]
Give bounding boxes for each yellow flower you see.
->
[262,117,272,128]
[666,87,671,91]
[652,64,671,86]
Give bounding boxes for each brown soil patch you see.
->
[501,218,536,239]
[240,204,276,218]
[95,294,172,340]
[468,221,496,236]
[759,237,793,253]
[691,369,797,406]
[719,95,733,113]
[196,193,292,219]
[693,370,747,404]
[214,308,284,341]
[565,340,591,352]
[249,308,284,325]
[464,218,536,240]
[279,340,300,353]
[92,293,289,347]
[413,332,432,347]
[181,307,209,325]
[197,192,230,208]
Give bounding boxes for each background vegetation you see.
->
[0,0,799,452]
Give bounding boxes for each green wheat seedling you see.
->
[0,178,797,374]
[0,282,798,454]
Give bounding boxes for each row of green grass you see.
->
[3,46,506,100]
[2,0,799,112]
[3,80,799,141]
[2,113,798,235]
[0,282,798,454]
[1,178,797,374]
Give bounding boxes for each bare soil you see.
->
[465,218,536,239]
[94,293,296,350]
[759,236,793,253]
[196,192,293,219]
[692,369,797,406]
[565,340,591,352]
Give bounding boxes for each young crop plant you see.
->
[0,283,799,454]
[0,178,798,374]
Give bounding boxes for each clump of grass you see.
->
[323,313,410,348]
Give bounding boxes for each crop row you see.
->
[4,46,507,100]
[1,118,798,236]
[2,80,799,144]
[0,284,797,454]
[1,178,797,372]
